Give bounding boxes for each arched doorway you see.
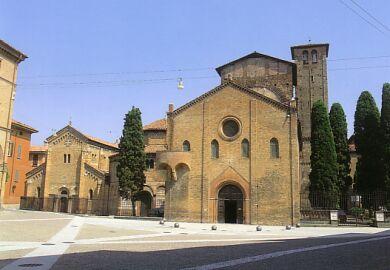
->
[136,191,152,217]
[218,184,243,224]
[59,189,69,213]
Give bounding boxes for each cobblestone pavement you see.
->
[1,210,389,269]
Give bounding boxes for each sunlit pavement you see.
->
[0,210,389,270]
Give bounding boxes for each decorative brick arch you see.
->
[209,167,250,224]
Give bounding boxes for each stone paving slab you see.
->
[75,224,156,240]
[0,219,71,242]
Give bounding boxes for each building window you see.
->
[270,138,280,159]
[17,145,22,159]
[222,119,240,138]
[12,185,16,193]
[146,153,156,170]
[183,140,191,152]
[37,187,41,198]
[64,154,71,163]
[241,139,250,158]
[7,142,14,157]
[311,50,318,63]
[211,139,219,159]
[14,170,19,182]
[89,189,93,200]
[302,50,308,64]
[32,154,38,167]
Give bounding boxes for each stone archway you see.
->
[209,167,250,224]
[217,184,244,224]
[59,189,69,213]
[136,191,152,217]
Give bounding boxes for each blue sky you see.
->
[1,0,390,144]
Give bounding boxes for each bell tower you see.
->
[291,43,329,193]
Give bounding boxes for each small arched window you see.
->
[270,138,280,159]
[211,139,219,159]
[302,50,308,64]
[89,189,93,200]
[241,139,250,158]
[37,187,41,198]
[183,140,191,152]
[311,50,318,63]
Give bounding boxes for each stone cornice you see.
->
[0,40,28,64]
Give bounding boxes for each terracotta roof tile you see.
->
[143,119,167,131]
[83,133,119,149]
[30,145,48,152]
[12,120,38,133]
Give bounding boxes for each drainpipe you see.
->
[200,102,205,223]
[289,105,294,225]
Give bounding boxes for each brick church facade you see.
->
[109,43,329,225]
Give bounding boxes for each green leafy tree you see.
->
[381,83,390,193]
[309,100,339,205]
[117,107,146,215]
[354,91,382,192]
[329,103,352,193]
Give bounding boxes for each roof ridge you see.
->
[170,81,292,117]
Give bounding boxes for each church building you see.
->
[109,43,329,225]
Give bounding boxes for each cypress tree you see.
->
[309,100,339,203]
[381,83,390,192]
[329,103,351,193]
[117,107,146,215]
[354,91,382,192]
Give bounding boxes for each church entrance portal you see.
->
[59,190,68,213]
[137,191,152,217]
[218,184,243,224]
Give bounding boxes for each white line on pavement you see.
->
[99,239,284,244]
[181,235,390,270]
[1,216,83,270]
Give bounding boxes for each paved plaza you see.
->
[0,210,389,269]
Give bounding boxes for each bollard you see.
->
[174,223,180,228]
[256,226,262,231]
[159,220,165,225]
[286,225,292,230]
[211,225,217,230]
[296,223,301,228]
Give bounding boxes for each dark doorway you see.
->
[224,200,237,223]
[218,184,244,224]
[137,191,152,217]
[59,189,68,213]
[59,197,68,213]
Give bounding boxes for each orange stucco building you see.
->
[3,120,37,207]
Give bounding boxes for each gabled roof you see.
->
[26,162,46,178]
[84,163,107,177]
[0,39,28,63]
[46,125,118,150]
[11,120,38,133]
[143,119,167,131]
[170,81,293,117]
[215,51,294,76]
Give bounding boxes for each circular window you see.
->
[219,117,242,141]
[223,120,239,137]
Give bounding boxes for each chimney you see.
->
[168,103,174,113]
